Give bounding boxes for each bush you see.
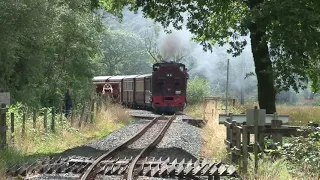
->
[187,76,210,105]
[264,126,320,178]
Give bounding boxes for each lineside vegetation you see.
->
[185,102,320,179]
[0,103,131,177]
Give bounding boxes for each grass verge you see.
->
[184,102,320,180]
[185,103,227,160]
[0,103,131,179]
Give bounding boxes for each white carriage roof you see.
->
[123,75,139,79]
[108,75,128,81]
[92,76,112,82]
[136,74,152,79]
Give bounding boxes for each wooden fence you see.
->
[203,96,236,121]
[0,96,106,150]
[221,107,301,173]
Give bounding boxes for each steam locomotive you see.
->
[93,61,188,113]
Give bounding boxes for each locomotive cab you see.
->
[151,61,188,113]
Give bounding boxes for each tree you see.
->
[187,76,211,104]
[110,0,320,113]
[0,0,102,107]
[97,29,147,75]
[143,22,165,62]
[100,8,198,70]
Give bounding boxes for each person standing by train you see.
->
[64,89,73,118]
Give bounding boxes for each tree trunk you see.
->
[249,23,276,114]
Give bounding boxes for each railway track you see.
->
[6,156,239,179]
[80,115,175,180]
[6,113,241,179]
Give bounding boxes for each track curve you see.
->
[126,115,175,180]
[80,115,175,180]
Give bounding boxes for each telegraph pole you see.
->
[226,59,230,114]
[240,54,245,105]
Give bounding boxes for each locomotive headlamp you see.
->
[175,91,181,95]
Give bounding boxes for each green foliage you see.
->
[128,0,320,113]
[187,76,210,105]
[0,0,102,108]
[95,29,151,75]
[265,126,320,177]
[94,0,134,17]
[104,10,197,67]
[130,0,320,92]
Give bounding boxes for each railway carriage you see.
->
[123,75,138,107]
[134,74,152,108]
[92,76,111,94]
[93,61,188,113]
[107,76,126,103]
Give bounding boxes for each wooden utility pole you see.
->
[225,59,230,114]
[240,54,245,105]
[254,106,259,174]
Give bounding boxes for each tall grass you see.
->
[243,158,291,180]
[185,103,227,160]
[277,105,320,125]
[0,103,131,178]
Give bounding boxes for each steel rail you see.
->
[80,115,165,180]
[126,114,176,180]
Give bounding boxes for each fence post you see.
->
[51,107,55,133]
[33,109,37,129]
[235,125,241,163]
[95,101,99,116]
[225,117,231,151]
[60,104,63,130]
[79,103,86,128]
[90,100,95,123]
[242,124,248,173]
[0,104,8,150]
[231,120,237,163]
[22,112,26,137]
[44,108,48,133]
[85,114,89,124]
[271,113,282,148]
[10,113,14,143]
